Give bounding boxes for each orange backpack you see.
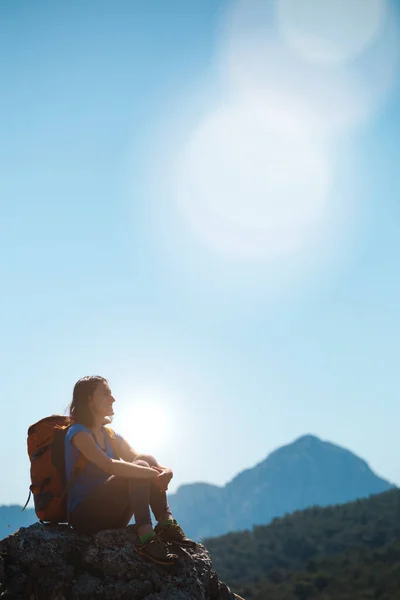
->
[24,415,119,523]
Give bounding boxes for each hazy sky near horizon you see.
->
[2,0,400,506]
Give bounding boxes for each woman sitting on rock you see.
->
[65,375,194,565]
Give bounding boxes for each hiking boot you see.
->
[155,519,196,549]
[136,535,177,565]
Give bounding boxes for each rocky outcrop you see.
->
[0,523,240,599]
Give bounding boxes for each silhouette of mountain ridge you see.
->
[168,434,394,539]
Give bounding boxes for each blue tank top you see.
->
[65,424,121,513]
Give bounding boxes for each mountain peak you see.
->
[292,434,322,445]
[271,433,360,462]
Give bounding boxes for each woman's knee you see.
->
[134,459,150,468]
[136,454,158,467]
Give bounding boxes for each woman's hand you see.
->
[152,467,173,491]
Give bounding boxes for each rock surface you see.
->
[0,523,239,599]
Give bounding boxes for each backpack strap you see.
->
[21,490,32,512]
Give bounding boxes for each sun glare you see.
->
[115,393,173,454]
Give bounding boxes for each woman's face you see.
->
[89,381,115,420]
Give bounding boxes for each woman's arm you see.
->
[116,441,173,491]
[116,436,141,462]
[71,432,158,480]
[116,438,171,472]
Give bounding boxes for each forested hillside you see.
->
[206,489,400,599]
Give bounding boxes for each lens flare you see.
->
[174,102,332,259]
[218,0,400,138]
[276,0,387,65]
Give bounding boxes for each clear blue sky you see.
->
[1,0,400,506]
